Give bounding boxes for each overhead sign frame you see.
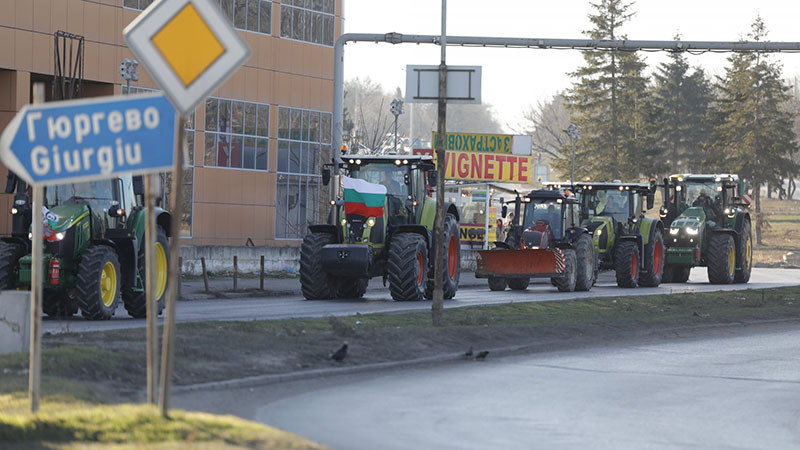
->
[405,65,482,104]
[123,0,250,114]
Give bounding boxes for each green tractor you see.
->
[300,155,461,301]
[658,173,752,284]
[0,175,172,320]
[566,181,665,288]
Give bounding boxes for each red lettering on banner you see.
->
[446,151,456,178]
[457,152,469,178]
[507,156,517,180]
[470,153,482,180]
[484,155,495,180]
[518,157,529,182]
[495,155,506,180]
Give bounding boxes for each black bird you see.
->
[475,350,489,361]
[464,346,474,358]
[330,342,348,362]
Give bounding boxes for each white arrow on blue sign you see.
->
[0,93,176,187]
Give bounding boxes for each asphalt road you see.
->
[182,320,800,449]
[43,268,800,334]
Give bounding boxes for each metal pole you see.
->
[159,113,185,417]
[394,114,398,154]
[28,82,45,413]
[570,137,575,186]
[432,0,447,326]
[144,174,159,404]
[484,185,489,250]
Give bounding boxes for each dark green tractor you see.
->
[300,155,461,301]
[0,175,172,320]
[0,171,33,291]
[659,173,752,284]
[568,181,665,288]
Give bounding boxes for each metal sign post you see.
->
[144,174,159,404]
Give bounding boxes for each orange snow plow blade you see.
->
[476,248,565,278]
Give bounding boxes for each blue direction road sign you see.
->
[0,93,176,187]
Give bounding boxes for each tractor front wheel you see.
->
[614,241,640,288]
[388,233,428,301]
[734,220,753,284]
[553,249,577,292]
[574,233,595,292]
[708,233,735,284]
[425,214,460,300]
[0,241,24,289]
[508,278,530,290]
[639,229,665,287]
[123,227,169,318]
[77,246,121,320]
[300,232,336,300]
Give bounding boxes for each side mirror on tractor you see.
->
[501,204,508,219]
[647,192,655,210]
[132,176,145,196]
[322,167,331,186]
[427,171,438,187]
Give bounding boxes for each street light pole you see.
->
[390,98,404,154]
[564,124,581,186]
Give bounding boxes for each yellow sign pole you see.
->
[159,113,185,417]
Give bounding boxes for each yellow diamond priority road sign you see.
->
[124,0,249,114]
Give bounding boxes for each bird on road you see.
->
[475,350,489,361]
[464,345,474,359]
[330,342,348,362]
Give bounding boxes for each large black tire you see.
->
[553,249,577,292]
[508,278,530,290]
[333,278,369,299]
[614,240,640,288]
[0,241,24,289]
[122,227,169,318]
[639,228,665,287]
[300,232,336,300]
[663,264,691,283]
[734,220,753,284]
[708,233,735,284]
[43,292,78,318]
[425,214,460,300]
[388,233,428,301]
[77,246,121,320]
[574,233,594,292]
[488,277,507,291]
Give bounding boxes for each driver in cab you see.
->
[382,172,408,224]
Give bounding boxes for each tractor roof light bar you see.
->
[333,32,800,166]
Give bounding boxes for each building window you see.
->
[120,85,195,237]
[124,0,272,36]
[204,97,269,171]
[280,0,334,46]
[276,106,331,239]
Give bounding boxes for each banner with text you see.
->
[432,132,532,155]
[413,148,531,183]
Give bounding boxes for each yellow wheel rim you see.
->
[100,261,118,307]
[728,245,735,278]
[155,242,168,299]
[745,235,752,268]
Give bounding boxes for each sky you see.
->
[342,0,800,132]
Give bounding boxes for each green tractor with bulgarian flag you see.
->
[658,173,752,284]
[0,175,172,320]
[300,155,461,301]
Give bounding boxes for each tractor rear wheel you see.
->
[708,233,735,284]
[553,249,577,292]
[614,241,640,288]
[300,232,336,300]
[639,228,665,287]
[333,278,369,299]
[123,227,169,318]
[508,278,530,290]
[734,220,753,284]
[0,241,24,289]
[43,292,78,318]
[574,233,594,292]
[388,233,428,301]
[77,246,121,320]
[663,264,691,283]
[425,214,460,300]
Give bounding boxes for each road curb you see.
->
[172,317,800,395]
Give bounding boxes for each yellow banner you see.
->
[432,132,513,153]
[460,224,486,244]
[413,149,531,182]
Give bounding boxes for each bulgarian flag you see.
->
[343,176,387,217]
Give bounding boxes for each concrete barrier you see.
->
[179,245,481,276]
[0,291,30,355]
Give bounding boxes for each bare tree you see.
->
[513,94,571,172]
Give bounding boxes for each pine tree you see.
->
[560,0,650,181]
[645,35,714,175]
[710,17,800,244]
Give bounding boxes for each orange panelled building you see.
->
[0,0,342,246]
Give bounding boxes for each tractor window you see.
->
[523,200,562,237]
[350,163,409,220]
[585,189,630,223]
[683,181,722,216]
[46,181,115,208]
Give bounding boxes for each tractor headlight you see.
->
[676,185,682,192]
[340,218,347,227]
[10,207,18,215]
[659,207,668,218]
[686,227,699,235]
[28,232,32,239]
[367,217,376,227]
[595,227,602,236]
[670,228,679,235]
[55,232,65,241]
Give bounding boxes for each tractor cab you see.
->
[659,173,746,229]
[3,171,32,244]
[503,189,581,250]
